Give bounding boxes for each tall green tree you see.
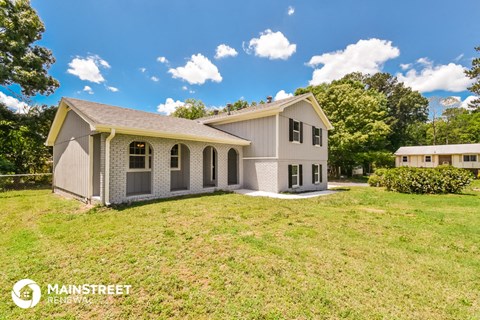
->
[171,98,211,120]
[0,0,59,96]
[465,46,480,110]
[296,78,390,176]
[344,72,429,150]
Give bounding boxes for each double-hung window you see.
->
[171,144,181,170]
[312,164,322,184]
[289,119,303,143]
[312,127,322,146]
[425,155,432,162]
[129,141,151,170]
[288,164,303,188]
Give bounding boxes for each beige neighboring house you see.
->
[46,93,333,205]
[394,143,480,176]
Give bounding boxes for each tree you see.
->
[171,98,211,120]
[296,78,390,176]
[0,103,57,173]
[357,73,429,150]
[0,0,59,97]
[465,46,480,110]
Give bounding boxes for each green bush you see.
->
[370,166,473,194]
[368,168,388,187]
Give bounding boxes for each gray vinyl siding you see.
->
[278,100,328,161]
[170,144,190,190]
[53,110,91,198]
[213,116,276,157]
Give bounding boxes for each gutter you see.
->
[104,129,116,205]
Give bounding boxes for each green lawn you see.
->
[1,182,479,319]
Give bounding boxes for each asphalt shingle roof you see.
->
[62,97,249,144]
[395,143,480,155]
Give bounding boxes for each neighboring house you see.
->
[46,93,333,204]
[395,143,480,176]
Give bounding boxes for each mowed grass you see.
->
[0,182,479,319]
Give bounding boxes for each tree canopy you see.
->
[465,46,480,110]
[171,98,211,120]
[0,0,59,96]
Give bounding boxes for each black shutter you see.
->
[312,164,315,183]
[288,165,292,188]
[320,164,323,183]
[312,126,316,145]
[299,165,303,186]
[289,119,294,141]
[320,128,323,146]
[300,122,303,143]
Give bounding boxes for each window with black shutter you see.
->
[289,118,302,143]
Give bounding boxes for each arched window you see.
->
[127,141,152,196]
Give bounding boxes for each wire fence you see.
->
[0,173,52,191]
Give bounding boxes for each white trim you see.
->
[128,141,152,171]
[105,129,116,206]
[170,144,181,171]
[88,135,93,200]
[291,164,299,188]
[313,164,320,184]
[275,113,279,158]
[292,119,301,143]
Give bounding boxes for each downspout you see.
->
[105,129,116,205]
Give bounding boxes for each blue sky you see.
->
[2,0,480,114]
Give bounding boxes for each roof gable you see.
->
[198,93,333,130]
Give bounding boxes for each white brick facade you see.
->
[107,134,243,204]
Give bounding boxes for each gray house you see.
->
[46,93,333,204]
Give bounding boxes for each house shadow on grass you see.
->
[111,190,234,212]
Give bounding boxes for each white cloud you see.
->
[307,38,400,85]
[157,56,168,64]
[460,95,478,110]
[168,54,222,85]
[416,57,433,67]
[274,90,293,101]
[287,6,295,15]
[396,62,474,93]
[151,76,159,82]
[83,85,94,94]
[400,63,411,70]
[106,86,119,92]
[0,92,30,113]
[157,98,184,115]
[245,29,296,60]
[67,55,110,83]
[215,44,238,59]
[139,67,146,73]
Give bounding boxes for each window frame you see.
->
[424,155,432,163]
[128,141,152,172]
[313,127,321,146]
[463,154,478,162]
[313,164,320,184]
[402,156,408,163]
[291,164,299,187]
[170,144,181,171]
[292,120,301,143]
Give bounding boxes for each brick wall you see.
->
[107,134,243,204]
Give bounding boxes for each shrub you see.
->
[371,166,473,194]
[368,168,388,187]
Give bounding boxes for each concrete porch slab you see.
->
[234,189,338,199]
